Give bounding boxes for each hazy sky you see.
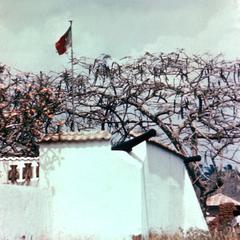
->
[0,0,240,73]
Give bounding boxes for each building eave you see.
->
[39,130,111,144]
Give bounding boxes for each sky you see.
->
[0,0,240,73]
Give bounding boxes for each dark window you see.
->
[8,165,19,183]
[23,163,32,182]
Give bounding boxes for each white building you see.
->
[39,131,143,240]
[0,130,207,240]
[130,135,207,232]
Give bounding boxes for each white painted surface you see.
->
[183,172,207,230]
[40,141,143,240]
[0,139,208,240]
[0,185,52,240]
[0,161,9,184]
[132,141,208,233]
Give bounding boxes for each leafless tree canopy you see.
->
[1,51,240,161]
[0,69,64,156]
[1,51,240,212]
[75,52,240,164]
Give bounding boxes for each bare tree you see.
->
[73,52,240,158]
[71,51,240,213]
[0,67,65,157]
[1,51,240,213]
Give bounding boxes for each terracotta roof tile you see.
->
[40,131,111,143]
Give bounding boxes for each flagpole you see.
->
[69,20,75,131]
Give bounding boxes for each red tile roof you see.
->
[40,131,111,143]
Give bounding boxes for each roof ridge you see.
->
[40,130,111,143]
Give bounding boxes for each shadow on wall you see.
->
[39,145,64,194]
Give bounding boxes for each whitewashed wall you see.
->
[40,141,143,240]
[0,184,52,240]
[131,142,208,233]
[0,139,208,240]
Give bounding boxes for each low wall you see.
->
[0,185,52,240]
[0,157,39,184]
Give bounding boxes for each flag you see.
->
[55,26,72,55]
